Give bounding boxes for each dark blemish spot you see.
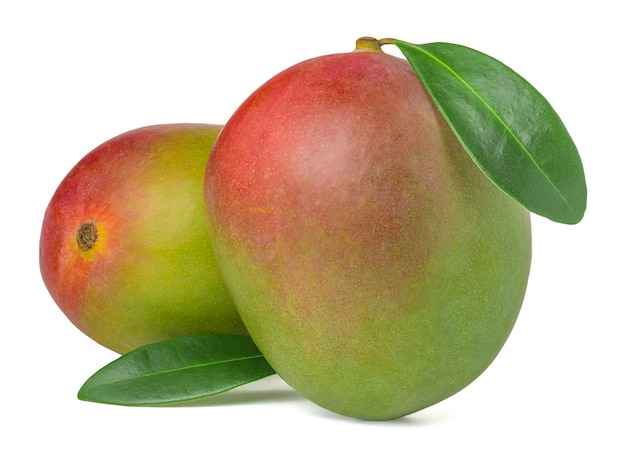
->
[77,220,98,251]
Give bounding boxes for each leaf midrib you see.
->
[408,42,574,216]
[89,353,267,387]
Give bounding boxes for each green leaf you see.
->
[393,40,587,224]
[78,334,276,406]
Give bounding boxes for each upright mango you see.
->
[204,38,532,420]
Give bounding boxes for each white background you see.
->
[2,1,623,458]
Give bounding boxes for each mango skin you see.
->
[205,48,532,420]
[40,124,247,354]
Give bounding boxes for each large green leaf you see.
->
[393,40,587,224]
[78,334,275,406]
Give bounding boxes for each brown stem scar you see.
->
[77,220,98,251]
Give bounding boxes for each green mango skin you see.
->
[205,46,532,420]
[40,124,247,354]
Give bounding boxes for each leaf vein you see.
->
[411,43,573,214]
[91,354,266,387]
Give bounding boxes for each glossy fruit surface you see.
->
[205,39,532,420]
[41,124,246,354]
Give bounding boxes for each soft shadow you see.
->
[164,375,304,408]
[157,374,457,426]
[175,388,302,408]
[304,403,454,427]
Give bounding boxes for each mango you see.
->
[204,39,532,420]
[40,124,246,354]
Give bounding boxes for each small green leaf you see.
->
[393,40,587,224]
[78,334,275,406]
